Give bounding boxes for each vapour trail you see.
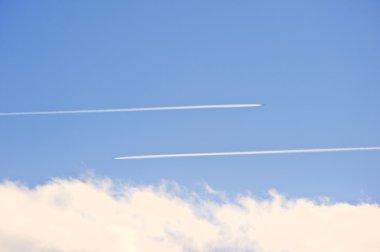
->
[115,146,380,160]
[0,104,262,116]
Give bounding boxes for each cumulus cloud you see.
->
[0,178,379,252]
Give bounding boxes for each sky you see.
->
[0,1,380,251]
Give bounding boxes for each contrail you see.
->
[0,104,262,116]
[114,146,380,160]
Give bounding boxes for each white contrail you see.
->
[115,146,380,160]
[0,104,262,116]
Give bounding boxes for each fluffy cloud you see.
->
[0,178,379,252]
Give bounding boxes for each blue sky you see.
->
[1,0,380,203]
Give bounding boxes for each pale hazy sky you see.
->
[1,0,379,202]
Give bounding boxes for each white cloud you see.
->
[0,178,379,252]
